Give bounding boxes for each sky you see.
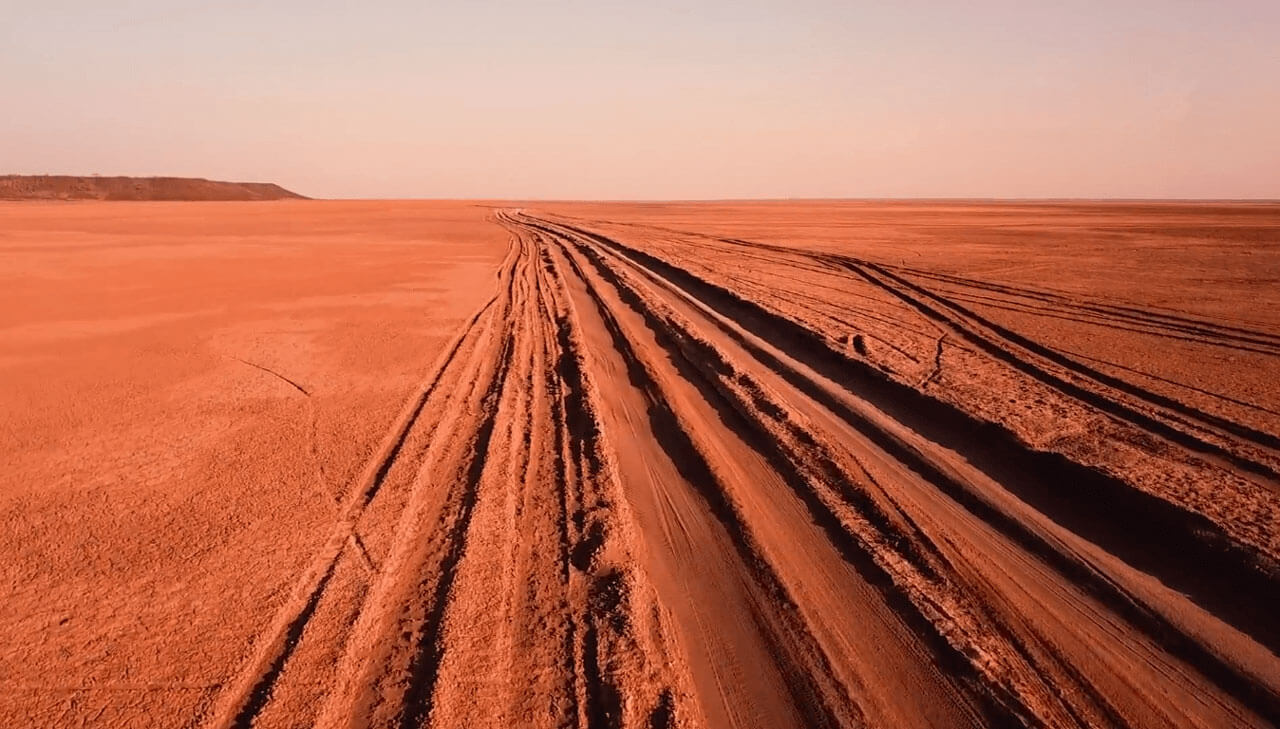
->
[3,1,1279,199]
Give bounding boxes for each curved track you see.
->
[207,209,1280,729]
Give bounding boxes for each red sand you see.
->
[2,200,1278,728]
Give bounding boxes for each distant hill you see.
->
[0,175,307,201]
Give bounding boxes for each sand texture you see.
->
[2,200,1278,728]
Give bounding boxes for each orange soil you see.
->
[2,200,1278,728]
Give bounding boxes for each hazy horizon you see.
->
[5,1,1279,200]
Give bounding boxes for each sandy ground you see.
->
[0,201,506,725]
[2,200,1278,728]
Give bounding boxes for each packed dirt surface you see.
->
[0,176,306,201]
[2,201,1279,728]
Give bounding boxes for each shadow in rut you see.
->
[551,218,1280,725]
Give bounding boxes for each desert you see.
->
[2,198,1278,728]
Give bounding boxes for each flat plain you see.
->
[2,200,1279,728]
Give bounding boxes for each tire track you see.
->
[314,233,526,729]
[552,234,863,728]
[279,218,695,729]
[842,259,1280,484]
[209,208,1280,729]
[523,211,1280,727]
[528,213,1024,727]
[550,215,1280,476]
[205,232,522,729]
[540,219,1280,636]
[893,265,1280,354]
[560,212,1280,354]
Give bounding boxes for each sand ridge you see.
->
[0,175,306,201]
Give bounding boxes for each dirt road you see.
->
[4,202,1278,728]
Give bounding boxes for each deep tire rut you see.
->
[204,210,1280,729]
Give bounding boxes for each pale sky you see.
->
[3,1,1278,199]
